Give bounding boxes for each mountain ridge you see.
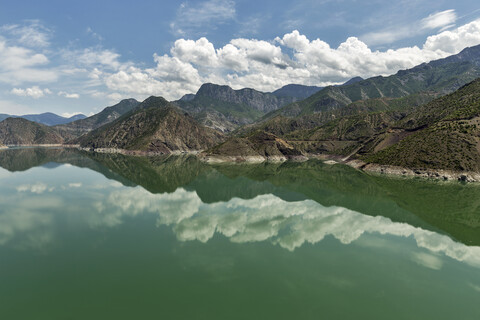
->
[77,96,224,154]
[0,112,87,126]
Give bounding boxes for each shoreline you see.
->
[3,145,479,182]
[346,159,480,182]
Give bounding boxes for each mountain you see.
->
[361,78,480,173]
[271,84,323,99]
[77,96,224,154]
[54,98,139,137]
[174,83,301,132]
[269,44,480,118]
[0,118,68,145]
[179,93,195,101]
[341,77,364,86]
[0,112,87,126]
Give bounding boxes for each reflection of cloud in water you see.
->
[411,252,443,270]
[92,188,202,227]
[0,197,60,248]
[1,182,480,268]
[99,187,480,268]
[469,283,480,292]
[16,182,54,194]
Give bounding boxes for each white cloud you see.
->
[0,20,51,48]
[11,86,51,99]
[86,18,480,101]
[170,0,236,36]
[421,10,457,30]
[86,27,103,41]
[0,39,57,84]
[4,16,478,105]
[423,19,480,53]
[362,9,458,46]
[58,91,80,99]
[62,48,124,71]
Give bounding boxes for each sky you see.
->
[0,0,480,116]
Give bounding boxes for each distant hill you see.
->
[0,118,68,145]
[77,96,224,154]
[55,98,139,138]
[271,84,323,99]
[0,112,86,126]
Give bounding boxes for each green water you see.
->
[0,148,479,319]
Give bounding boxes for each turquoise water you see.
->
[0,148,479,319]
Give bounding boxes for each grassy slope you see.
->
[363,79,480,171]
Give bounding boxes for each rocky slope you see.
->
[77,96,224,154]
[175,83,300,132]
[208,77,480,178]
[361,78,480,172]
[0,118,69,145]
[55,98,139,138]
[202,131,305,162]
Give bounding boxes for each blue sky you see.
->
[0,0,479,116]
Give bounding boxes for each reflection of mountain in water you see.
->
[1,147,479,246]
[0,147,135,187]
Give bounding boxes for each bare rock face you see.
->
[195,83,297,113]
[175,83,302,132]
[78,96,225,154]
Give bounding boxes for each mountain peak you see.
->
[138,96,170,109]
[342,76,364,86]
[272,84,323,99]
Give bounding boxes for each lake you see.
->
[0,147,479,319]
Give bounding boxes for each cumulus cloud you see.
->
[58,91,80,99]
[0,39,57,84]
[4,15,480,104]
[11,86,51,99]
[90,18,480,100]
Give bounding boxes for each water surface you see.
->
[0,148,479,319]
